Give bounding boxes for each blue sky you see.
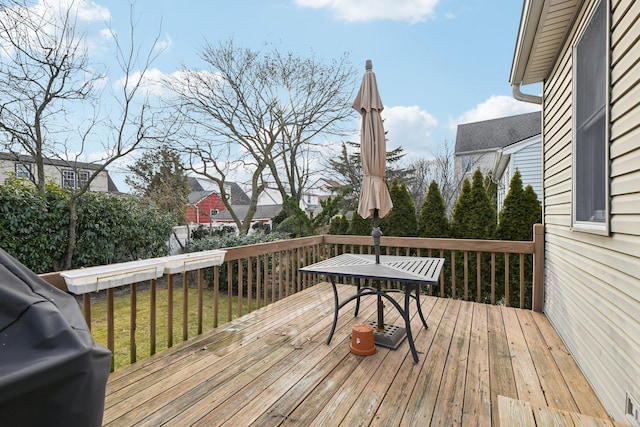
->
[15,0,542,190]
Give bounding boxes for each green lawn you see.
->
[86,285,254,370]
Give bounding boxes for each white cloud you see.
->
[0,0,111,58]
[113,68,172,97]
[382,105,438,156]
[294,0,439,24]
[155,34,174,53]
[449,95,541,131]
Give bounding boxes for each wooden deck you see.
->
[102,282,620,426]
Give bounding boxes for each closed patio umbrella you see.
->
[354,60,393,269]
[354,59,393,237]
[353,60,396,338]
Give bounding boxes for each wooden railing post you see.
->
[532,223,545,312]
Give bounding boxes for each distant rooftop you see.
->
[186,177,251,205]
[455,111,541,154]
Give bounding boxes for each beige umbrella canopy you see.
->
[354,60,393,220]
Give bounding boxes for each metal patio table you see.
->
[299,253,445,363]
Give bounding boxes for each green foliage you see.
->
[451,169,496,239]
[523,185,542,228]
[328,215,349,235]
[311,195,342,231]
[494,170,541,307]
[185,229,287,292]
[185,230,286,253]
[449,170,497,303]
[125,144,191,224]
[348,209,373,236]
[497,170,542,241]
[418,181,450,238]
[74,194,174,268]
[276,195,313,237]
[484,172,498,208]
[0,178,175,273]
[0,177,69,272]
[450,179,472,238]
[275,194,343,237]
[380,178,417,237]
[327,141,411,211]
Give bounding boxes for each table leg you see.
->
[353,278,362,317]
[414,284,429,329]
[403,285,419,363]
[376,280,384,330]
[326,277,340,345]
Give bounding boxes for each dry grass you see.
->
[85,283,253,370]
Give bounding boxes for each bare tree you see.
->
[0,0,167,269]
[0,0,102,191]
[405,139,472,215]
[406,157,432,210]
[165,39,356,234]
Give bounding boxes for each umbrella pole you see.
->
[373,209,381,264]
[373,209,384,330]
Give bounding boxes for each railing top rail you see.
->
[222,235,323,261]
[323,235,535,254]
[39,231,540,292]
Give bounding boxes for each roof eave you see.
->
[510,0,583,88]
[510,0,545,87]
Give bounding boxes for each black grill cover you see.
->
[0,248,111,427]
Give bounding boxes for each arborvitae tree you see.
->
[495,170,542,308]
[348,210,373,236]
[329,215,349,235]
[380,179,417,237]
[418,181,450,238]
[468,169,497,239]
[524,185,542,233]
[497,170,541,241]
[451,170,496,302]
[451,178,472,238]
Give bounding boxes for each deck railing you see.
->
[40,224,544,371]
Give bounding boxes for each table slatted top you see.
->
[299,253,444,285]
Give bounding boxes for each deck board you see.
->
[103,282,617,426]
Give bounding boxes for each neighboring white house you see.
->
[299,177,342,218]
[454,112,542,212]
[492,133,542,213]
[0,152,118,193]
[256,187,283,207]
[510,0,640,423]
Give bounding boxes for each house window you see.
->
[15,163,31,180]
[573,0,608,231]
[62,170,89,189]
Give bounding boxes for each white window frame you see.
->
[15,163,31,180]
[62,170,90,190]
[571,0,610,235]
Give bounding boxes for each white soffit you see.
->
[511,0,583,86]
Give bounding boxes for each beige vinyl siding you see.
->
[0,160,110,192]
[542,0,640,423]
